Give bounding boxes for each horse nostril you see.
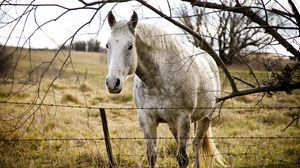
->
[114,78,120,89]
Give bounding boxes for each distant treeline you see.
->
[60,39,106,53]
[0,45,12,76]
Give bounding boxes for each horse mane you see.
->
[136,23,184,53]
[111,21,184,54]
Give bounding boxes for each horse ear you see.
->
[128,11,138,33]
[108,11,116,28]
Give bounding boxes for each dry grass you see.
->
[0,48,299,167]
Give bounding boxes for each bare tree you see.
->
[181,0,300,60]
[177,3,271,65]
[73,41,87,51]
[87,39,101,52]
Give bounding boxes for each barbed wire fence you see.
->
[1,0,300,167]
[0,101,299,167]
[0,137,299,167]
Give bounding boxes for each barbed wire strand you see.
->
[0,136,299,142]
[0,100,299,110]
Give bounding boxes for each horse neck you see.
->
[134,34,159,86]
[134,32,185,87]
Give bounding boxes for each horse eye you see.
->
[128,45,133,50]
[106,44,109,49]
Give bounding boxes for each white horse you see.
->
[105,11,225,168]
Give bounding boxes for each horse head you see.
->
[105,11,138,94]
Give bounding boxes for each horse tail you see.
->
[202,125,226,167]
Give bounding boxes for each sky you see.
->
[0,0,299,56]
[0,0,181,49]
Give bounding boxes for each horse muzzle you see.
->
[105,76,122,94]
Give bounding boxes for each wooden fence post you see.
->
[99,108,115,168]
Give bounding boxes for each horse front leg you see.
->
[176,115,191,168]
[138,112,158,168]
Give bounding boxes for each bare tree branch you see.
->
[288,0,300,36]
[183,0,300,60]
[217,82,300,102]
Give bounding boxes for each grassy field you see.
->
[0,48,299,167]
